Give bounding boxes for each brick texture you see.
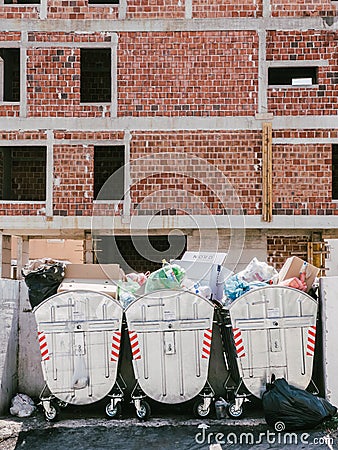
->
[267,31,338,116]
[270,0,336,17]
[192,0,262,18]
[129,131,262,215]
[267,235,310,269]
[126,0,185,19]
[118,31,258,117]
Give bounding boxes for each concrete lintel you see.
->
[273,138,338,145]
[1,115,338,132]
[267,59,329,67]
[273,116,338,129]
[0,116,260,131]
[2,215,338,233]
[0,17,325,33]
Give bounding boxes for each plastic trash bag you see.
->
[72,355,88,390]
[237,257,278,283]
[145,263,185,293]
[10,394,36,418]
[224,274,250,301]
[262,378,337,431]
[22,259,66,308]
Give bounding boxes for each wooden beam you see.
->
[262,122,273,222]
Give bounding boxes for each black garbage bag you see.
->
[22,259,66,308]
[262,378,337,431]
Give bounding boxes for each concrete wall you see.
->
[17,283,44,399]
[320,277,338,406]
[0,279,19,416]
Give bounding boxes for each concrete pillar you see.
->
[0,56,4,103]
[0,279,19,415]
[0,234,12,279]
[84,232,94,264]
[16,236,29,280]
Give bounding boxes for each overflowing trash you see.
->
[262,378,337,431]
[22,259,66,308]
[10,394,36,418]
[23,252,332,424]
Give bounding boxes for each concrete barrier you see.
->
[0,279,20,416]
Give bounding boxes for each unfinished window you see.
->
[332,145,338,200]
[0,49,20,102]
[0,147,46,201]
[94,145,124,200]
[95,235,187,273]
[80,48,111,103]
[88,0,118,4]
[268,67,318,86]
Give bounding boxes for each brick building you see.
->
[0,0,337,276]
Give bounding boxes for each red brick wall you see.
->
[126,0,185,19]
[53,145,94,216]
[192,0,262,18]
[267,235,310,269]
[0,0,335,20]
[267,31,338,116]
[0,5,40,19]
[271,129,338,216]
[52,132,124,217]
[26,33,112,118]
[270,0,335,17]
[118,31,258,117]
[47,0,118,20]
[272,143,335,215]
[129,131,262,215]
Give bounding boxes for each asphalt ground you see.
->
[0,401,337,450]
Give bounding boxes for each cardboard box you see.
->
[58,264,124,298]
[63,264,123,280]
[278,256,319,292]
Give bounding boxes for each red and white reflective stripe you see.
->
[306,325,316,357]
[129,330,141,360]
[38,331,50,361]
[201,328,212,359]
[111,331,121,362]
[233,327,246,358]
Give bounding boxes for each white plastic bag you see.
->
[10,394,36,418]
[237,258,277,283]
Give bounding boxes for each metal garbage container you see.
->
[34,289,124,421]
[223,285,318,418]
[124,289,215,420]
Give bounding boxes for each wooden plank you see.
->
[262,122,272,222]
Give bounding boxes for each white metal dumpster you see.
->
[125,289,215,419]
[226,286,318,418]
[34,290,124,421]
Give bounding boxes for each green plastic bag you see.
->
[145,263,185,293]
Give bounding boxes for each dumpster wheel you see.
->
[44,401,60,422]
[226,402,244,419]
[193,399,211,418]
[136,400,151,421]
[105,401,122,419]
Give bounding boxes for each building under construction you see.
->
[0,0,338,276]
